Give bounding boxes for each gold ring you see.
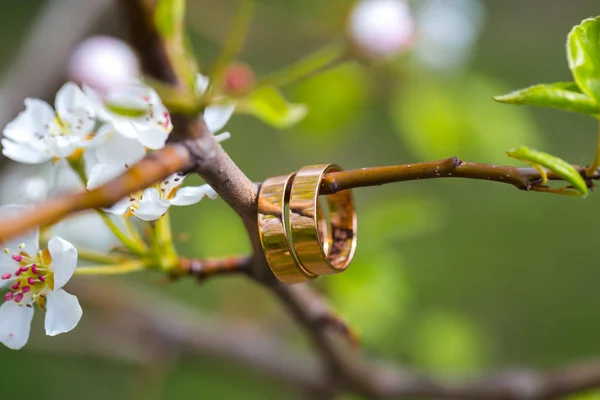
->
[288,164,357,276]
[257,173,316,284]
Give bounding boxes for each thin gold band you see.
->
[288,164,357,276]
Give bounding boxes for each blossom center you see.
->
[44,115,72,138]
[125,172,184,215]
[2,245,53,309]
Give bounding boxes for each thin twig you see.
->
[0,144,192,243]
[255,42,347,89]
[75,260,147,275]
[320,157,598,195]
[207,0,256,84]
[178,255,252,281]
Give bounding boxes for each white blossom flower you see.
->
[2,83,98,164]
[68,35,140,93]
[87,161,218,221]
[196,74,235,142]
[349,0,416,58]
[84,82,172,151]
[0,205,81,350]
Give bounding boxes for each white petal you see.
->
[0,258,17,282]
[195,74,210,95]
[0,258,16,288]
[82,85,113,122]
[95,129,146,166]
[111,120,140,139]
[24,98,55,134]
[2,110,38,144]
[132,188,170,221]
[149,102,172,133]
[85,123,112,149]
[48,236,78,290]
[103,197,131,215]
[0,301,34,350]
[44,136,80,159]
[87,163,125,189]
[214,131,231,143]
[44,289,82,336]
[204,102,235,133]
[171,184,218,206]
[136,127,168,150]
[1,138,52,164]
[0,266,16,288]
[55,82,93,119]
[161,173,186,198]
[104,89,149,114]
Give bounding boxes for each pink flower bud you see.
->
[68,35,140,93]
[348,0,416,58]
[223,63,255,96]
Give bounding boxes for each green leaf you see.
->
[493,82,598,115]
[154,0,185,38]
[506,146,588,197]
[239,86,308,128]
[567,17,600,103]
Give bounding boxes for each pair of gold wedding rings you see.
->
[257,164,357,284]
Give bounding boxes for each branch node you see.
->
[315,314,360,349]
[452,156,464,168]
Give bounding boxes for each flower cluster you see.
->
[0,73,235,349]
[2,74,232,221]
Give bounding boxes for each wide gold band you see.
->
[257,173,315,284]
[289,164,357,276]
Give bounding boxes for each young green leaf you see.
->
[507,146,588,197]
[493,82,598,116]
[567,17,600,103]
[238,86,308,129]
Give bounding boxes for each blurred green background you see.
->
[1,0,600,399]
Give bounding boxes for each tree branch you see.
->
[0,144,191,243]
[320,157,598,195]
[268,282,600,399]
[66,278,600,399]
